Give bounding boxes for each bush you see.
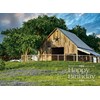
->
[0,59,5,70]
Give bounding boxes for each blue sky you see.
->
[56,13,100,35]
[0,13,100,42]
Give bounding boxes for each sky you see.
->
[0,13,100,42]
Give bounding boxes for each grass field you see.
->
[0,61,100,86]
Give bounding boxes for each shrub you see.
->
[0,59,5,70]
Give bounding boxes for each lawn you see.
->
[0,61,100,86]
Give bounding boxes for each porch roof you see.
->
[78,48,100,56]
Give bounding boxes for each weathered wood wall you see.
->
[39,29,78,61]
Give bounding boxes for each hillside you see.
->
[0,61,100,86]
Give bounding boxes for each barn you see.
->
[38,28,100,62]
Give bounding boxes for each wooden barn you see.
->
[38,28,100,62]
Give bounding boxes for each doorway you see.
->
[52,47,64,60]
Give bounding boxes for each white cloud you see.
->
[87,32,93,36]
[1,19,10,25]
[74,13,84,20]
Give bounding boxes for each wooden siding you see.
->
[39,29,78,61]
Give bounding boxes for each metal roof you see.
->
[78,48,100,56]
[85,49,100,56]
[58,28,93,51]
[58,28,100,56]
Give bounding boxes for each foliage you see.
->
[0,44,5,56]
[69,25,100,53]
[22,15,68,51]
[70,25,87,42]
[23,15,67,36]
[1,15,67,60]
[0,59,5,70]
[2,28,22,59]
[87,33,100,53]
[1,15,100,60]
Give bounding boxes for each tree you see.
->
[2,15,67,61]
[87,33,100,53]
[0,44,5,56]
[23,15,67,37]
[69,25,87,43]
[0,44,6,60]
[70,25,100,53]
[21,15,67,61]
[2,28,22,59]
[20,34,42,62]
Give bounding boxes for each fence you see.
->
[21,54,100,63]
[0,56,20,61]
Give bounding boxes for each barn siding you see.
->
[39,29,78,61]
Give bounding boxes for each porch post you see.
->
[57,55,59,61]
[97,57,100,63]
[76,50,78,62]
[64,54,65,61]
[89,55,92,62]
[76,54,78,62]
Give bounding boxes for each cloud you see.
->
[1,13,100,42]
[1,19,10,25]
[0,13,21,31]
[56,13,100,34]
[0,13,100,35]
[0,13,56,31]
[79,14,100,34]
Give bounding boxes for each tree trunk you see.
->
[24,49,28,62]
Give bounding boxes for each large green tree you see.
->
[69,25,87,43]
[23,15,67,37]
[69,25,100,53]
[21,15,67,61]
[2,28,42,61]
[1,15,67,61]
[2,28,22,59]
[87,33,100,53]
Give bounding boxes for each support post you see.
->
[64,54,65,61]
[57,55,59,61]
[76,54,78,62]
[89,55,92,62]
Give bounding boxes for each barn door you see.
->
[52,47,64,61]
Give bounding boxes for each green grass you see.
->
[0,61,100,86]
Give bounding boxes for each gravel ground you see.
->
[0,68,67,86]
